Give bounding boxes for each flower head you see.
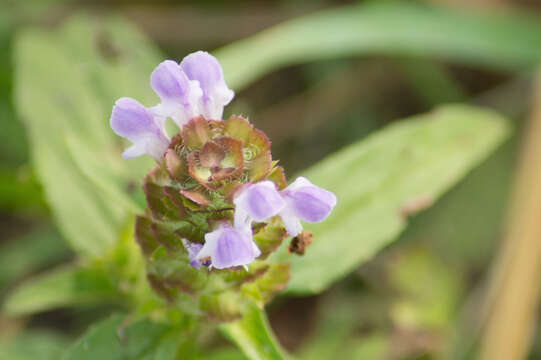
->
[110,97,169,161]
[180,51,234,120]
[279,177,337,236]
[233,181,285,228]
[196,223,260,269]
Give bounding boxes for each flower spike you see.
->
[110,97,169,161]
[180,51,234,120]
[196,223,261,270]
[279,177,337,236]
[112,51,336,320]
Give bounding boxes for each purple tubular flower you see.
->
[180,51,234,120]
[196,223,260,269]
[181,239,205,268]
[150,60,203,127]
[233,181,286,229]
[279,177,337,237]
[110,97,169,161]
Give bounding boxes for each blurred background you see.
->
[2,0,541,359]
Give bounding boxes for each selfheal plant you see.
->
[111,51,336,321]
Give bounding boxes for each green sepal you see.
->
[135,215,159,256]
[147,248,208,295]
[181,188,212,207]
[200,290,247,322]
[199,141,226,168]
[150,221,184,253]
[268,164,287,190]
[220,261,270,286]
[182,116,211,150]
[224,115,272,181]
[253,219,288,259]
[242,264,290,307]
[165,148,187,182]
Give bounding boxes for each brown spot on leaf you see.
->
[399,195,434,219]
[95,30,122,62]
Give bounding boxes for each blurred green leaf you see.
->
[203,348,248,360]
[348,335,389,360]
[274,105,509,294]
[400,138,516,266]
[389,247,462,330]
[14,16,162,256]
[0,226,71,291]
[221,303,288,360]
[298,287,389,360]
[65,133,145,214]
[0,165,46,213]
[0,330,70,360]
[0,17,28,168]
[3,263,119,316]
[397,57,467,107]
[61,314,183,360]
[216,2,541,90]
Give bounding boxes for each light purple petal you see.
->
[197,223,260,269]
[282,177,336,223]
[151,60,191,104]
[182,239,204,268]
[150,60,203,127]
[233,181,286,228]
[180,51,234,120]
[278,177,337,237]
[110,97,169,161]
[279,206,303,237]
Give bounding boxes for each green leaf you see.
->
[215,2,541,90]
[65,132,145,214]
[62,314,184,360]
[3,264,119,316]
[14,16,162,256]
[0,226,71,291]
[396,57,467,107]
[220,303,288,360]
[203,348,248,360]
[0,165,46,213]
[273,105,510,294]
[0,330,70,360]
[388,247,462,330]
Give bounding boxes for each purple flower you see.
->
[150,60,203,127]
[110,97,169,161]
[233,181,286,229]
[279,177,337,237]
[196,223,260,269]
[180,51,234,120]
[181,239,206,269]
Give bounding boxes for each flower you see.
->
[279,177,337,236]
[181,239,204,269]
[110,97,169,161]
[150,60,203,127]
[196,223,261,269]
[180,51,234,120]
[233,181,285,229]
